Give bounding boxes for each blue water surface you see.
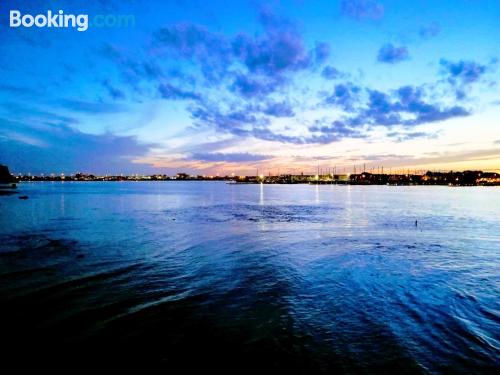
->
[0,182,498,373]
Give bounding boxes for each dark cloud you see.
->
[358,89,402,126]
[323,83,361,111]
[159,83,200,100]
[232,27,311,77]
[258,6,297,32]
[0,118,155,174]
[377,44,409,64]
[95,7,478,151]
[419,22,440,39]
[154,8,315,91]
[321,66,342,80]
[440,59,487,85]
[309,120,365,141]
[190,103,268,135]
[190,152,271,163]
[190,101,358,145]
[193,76,470,146]
[102,79,126,100]
[262,101,295,117]
[191,96,368,145]
[142,61,164,80]
[320,84,470,128]
[439,59,490,99]
[248,127,300,144]
[357,86,469,126]
[154,22,231,83]
[403,105,469,126]
[230,73,280,98]
[340,0,384,20]
[154,23,228,59]
[98,44,165,88]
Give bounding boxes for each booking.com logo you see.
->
[9,10,135,32]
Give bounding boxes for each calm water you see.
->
[0,182,498,373]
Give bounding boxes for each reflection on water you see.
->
[0,182,498,373]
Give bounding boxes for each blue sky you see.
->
[0,0,499,175]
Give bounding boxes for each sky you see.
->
[0,0,499,175]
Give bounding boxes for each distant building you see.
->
[175,173,188,180]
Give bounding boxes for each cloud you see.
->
[1,2,496,176]
[344,153,410,162]
[314,42,330,64]
[358,86,469,126]
[190,100,364,145]
[98,44,165,88]
[190,103,268,134]
[102,79,126,100]
[154,23,222,57]
[158,83,200,100]
[57,98,127,114]
[387,131,439,142]
[419,22,440,39]
[321,66,342,80]
[439,59,491,99]
[154,8,316,91]
[309,120,365,140]
[193,94,371,145]
[192,73,471,148]
[262,100,295,117]
[377,44,409,64]
[231,24,311,78]
[190,152,271,163]
[323,83,362,111]
[142,61,164,80]
[440,59,487,85]
[340,0,384,20]
[321,84,470,128]
[153,22,231,83]
[0,102,79,125]
[0,118,155,174]
[250,127,308,144]
[332,148,500,170]
[388,148,500,167]
[230,73,280,97]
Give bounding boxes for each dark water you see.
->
[0,182,498,373]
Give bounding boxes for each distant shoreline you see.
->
[13,179,500,187]
[12,170,500,187]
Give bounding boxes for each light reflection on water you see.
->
[0,182,498,373]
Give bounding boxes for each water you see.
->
[0,182,498,373]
